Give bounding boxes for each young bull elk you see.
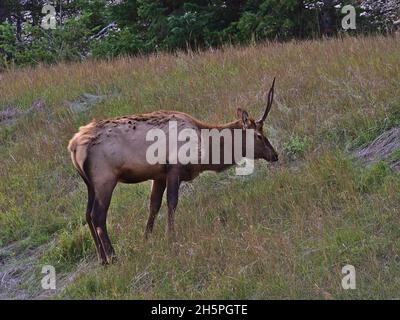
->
[68,79,278,264]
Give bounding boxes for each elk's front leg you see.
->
[145,179,166,240]
[166,173,180,241]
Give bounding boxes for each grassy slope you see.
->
[0,36,399,299]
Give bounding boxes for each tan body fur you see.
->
[68,80,278,264]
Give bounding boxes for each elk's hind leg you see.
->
[91,178,117,264]
[145,179,166,240]
[85,183,107,264]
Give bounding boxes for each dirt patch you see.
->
[0,100,46,127]
[28,99,45,113]
[0,108,22,126]
[1,93,105,127]
[68,93,106,113]
[0,240,93,300]
[354,127,400,171]
[0,241,47,299]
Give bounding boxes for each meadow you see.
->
[0,35,399,299]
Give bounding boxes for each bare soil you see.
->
[354,127,400,171]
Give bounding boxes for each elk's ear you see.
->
[236,108,251,128]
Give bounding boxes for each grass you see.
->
[283,133,311,159]
[350,110,400,149]
[0,35,400,299]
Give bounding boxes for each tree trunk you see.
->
[319,0,338,36]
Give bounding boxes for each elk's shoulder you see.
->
[96,110,199,127]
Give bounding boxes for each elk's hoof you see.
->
[100,259,109,266]
[107,254,118,264]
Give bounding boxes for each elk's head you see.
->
[236,78,278,162]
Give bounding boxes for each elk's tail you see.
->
[68,121,97,185]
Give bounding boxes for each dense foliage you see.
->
[0,0,399,68]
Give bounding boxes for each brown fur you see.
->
[68,81,277,265]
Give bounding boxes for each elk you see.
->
[68,79,278,264]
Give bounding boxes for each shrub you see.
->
[91,28,145,58]
[0,22,18,69]
[283,134,311,159]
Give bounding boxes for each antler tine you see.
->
[257,77,276,123]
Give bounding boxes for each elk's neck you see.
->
[197,120,243,173]
[196,120,242,130]
[215,120,242,130]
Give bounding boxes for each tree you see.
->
[1,0,399,68]
[360,0,400,32]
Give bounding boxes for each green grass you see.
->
[283,133,311,159]
[350,110,400,149]
[389,149,400,163]
[1,35,400,299]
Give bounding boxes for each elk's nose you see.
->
[272,153,279,162]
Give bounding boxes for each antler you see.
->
[257,77,276,124]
